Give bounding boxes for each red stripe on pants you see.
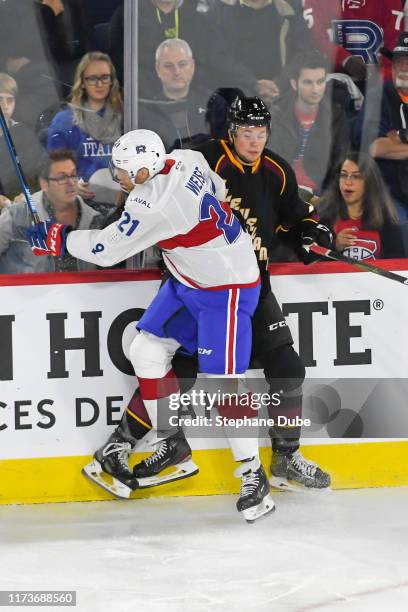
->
[227,288,238,374]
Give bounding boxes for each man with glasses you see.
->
[0,149,111,273]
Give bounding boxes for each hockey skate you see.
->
[132,430,199,489]
[270,449,331,492]
[82,431,138,499]
[235,458,275,524]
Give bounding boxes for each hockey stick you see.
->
[0,106,40,224]
[309,243,408,286]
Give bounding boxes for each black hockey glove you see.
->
[297,219,334,265]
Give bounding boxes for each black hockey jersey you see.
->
[197,139,313,272]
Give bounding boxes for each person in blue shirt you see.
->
[47,51,123,201]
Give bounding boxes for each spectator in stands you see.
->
[212,0,310,104]
[0,149,111,274]
[0,73,43,209]
[38,0,94,97]
[47,51,123,201]
[134,1,209,97]
[268,50,350,194]
[0,0,61,128]
[117,0,238,98]
[302,0,406,86]
[317,151,404,259]
[353,33,408,223]
[138,38,227,151]
[108,1,124,85]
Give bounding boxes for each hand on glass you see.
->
[256,79,279,105]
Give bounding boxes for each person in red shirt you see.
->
[269,50,350,194]
[317,151,404,259]
[302,0,407,83]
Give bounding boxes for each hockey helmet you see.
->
[228,96,271,133]
[110,129,166,183]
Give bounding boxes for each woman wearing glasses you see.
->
[317,151,405,260]
[47,51,123,201]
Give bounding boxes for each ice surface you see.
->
[1,488,408,612]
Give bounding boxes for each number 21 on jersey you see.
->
[117,211,140,236]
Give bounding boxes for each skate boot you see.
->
[235,458,275,523]
[133,430,199,488]
[270,449,331,492]
[82,431,138,499]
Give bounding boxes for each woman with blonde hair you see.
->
[317,151,405,259]
[47,52,123,200]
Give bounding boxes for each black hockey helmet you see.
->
[228,96,271,133]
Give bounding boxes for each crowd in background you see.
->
[1,0,408,273]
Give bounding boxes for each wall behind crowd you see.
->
[1,0,408,276]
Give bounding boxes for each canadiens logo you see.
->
[343,238,377,260]
[342,0,366,9]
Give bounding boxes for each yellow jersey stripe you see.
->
[264,155,286,195]
[126,408,152,430]
[220,140,245,173]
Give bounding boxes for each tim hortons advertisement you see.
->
[0,264,408,459]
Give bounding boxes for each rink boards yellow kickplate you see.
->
[1,441,408,505]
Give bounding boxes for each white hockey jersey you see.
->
[66,149,260,289]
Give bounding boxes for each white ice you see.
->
[2,488,408,612]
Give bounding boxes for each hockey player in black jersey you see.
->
[193,96,333,492]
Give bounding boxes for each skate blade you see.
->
[136,459,199,489]
[241,494,275,524]
[82,459,132,499]
[269,475,332,494]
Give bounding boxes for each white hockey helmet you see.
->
[111,129,166,183]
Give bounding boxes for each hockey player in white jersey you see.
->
[27,129,274,522]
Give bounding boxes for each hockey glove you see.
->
[27,221,71,257]
[297,219,334,265]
